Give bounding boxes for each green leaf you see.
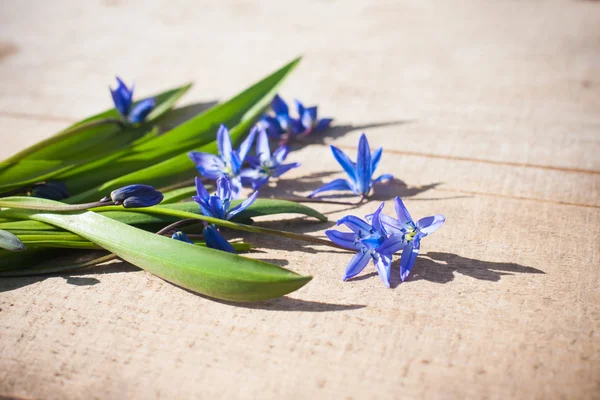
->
[161,185,198,204]
[2,199,311,302]
[66,57,301,202]
[0,198,327,230]
[0,250,113,276]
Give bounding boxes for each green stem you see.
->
[0,199,114,212]
[94,206,348,251]
[155,218,200,235]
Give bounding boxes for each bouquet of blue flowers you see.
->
[0,57,444,302]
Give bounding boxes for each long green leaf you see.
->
[1,200,311,302]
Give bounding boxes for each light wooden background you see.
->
[1,1,599,399]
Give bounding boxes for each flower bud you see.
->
[110,184,163,208]
[171,231,194,244]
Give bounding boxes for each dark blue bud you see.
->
[202,224,235,253]
[31,181,70,201]
[110,184,163,208]
[128,98,156,124]
[171,231,194,244]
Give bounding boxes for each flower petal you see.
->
[245,155,261,169]
[301,106,317,129]
[216,175,231,202]
[330,145,357,183]
[110,89,128,116]
[171,231,194,244]
[256,128,271,162]
[238,126,258,162]
[374,254,392,288]
[295,99,305,116]
[203,225,236,253]
[240,168,270,190]
[217,125,232,163]
[371,174,393,187]
[273,162,300,178]
[337,215,373,235]
[289,118,305,135]
[208,195,226,219]
[365,212,404,235]
[308,178,355,198]
[394,196,414,228]
[194,177,210,201]
[315,118,333,132]
[261,116,284,139]
[376,233,408,255]
[342,249,371,281]
[416,214,446,237]
[271,94,289,116]
[227,190,259,220]
[229,176,243,199]
[128,98,156,123]
[116,77,133,105]
[272,145,289,165]
[192,196,215,218]
[355,133,372,194]
[370,202,386,236]
[325,230,357,250]
[400,240,420,281]
[370,146,383,174]
[188,152,226,180]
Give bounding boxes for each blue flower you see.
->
[258,95,303,141]
[258,94,331,143]
[203,224,235,253]
[188,125,258,199]
[193,175,258,220]
[295,99,333,137]
[171,231,194,244]
[110,77,156,124]
[325,203,394,287]
[110,184,164,208]
[368,196,445,281]
[309,133,393,198]
[240,128,300,190]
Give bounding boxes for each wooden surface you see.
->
[1,1,599,399]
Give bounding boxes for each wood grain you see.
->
[0,1,598,399]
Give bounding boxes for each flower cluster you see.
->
[240,129,300,190]
[259,95,332,144]
[110,77,156,124]
[106,80,446,288]
[326,196,445,286]
[188,125,300,198]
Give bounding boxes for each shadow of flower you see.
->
[392,252,545,286]
[344,252,544,288]
[289,120,415,147]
